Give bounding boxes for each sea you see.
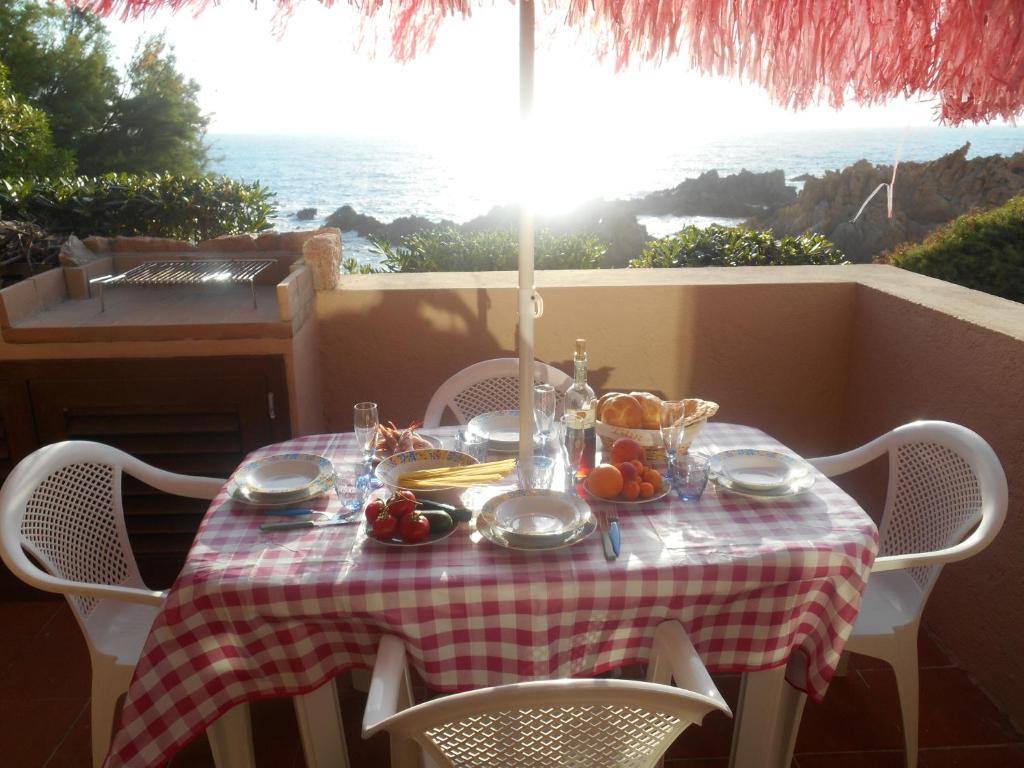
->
[207,126,1023,267]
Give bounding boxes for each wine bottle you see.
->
[563,338,597,476]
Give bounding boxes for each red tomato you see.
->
[399,511,430,543]
[364,499,386,525]
[396,490,416,504]
[387,496,416,518]
[371,511,398,540]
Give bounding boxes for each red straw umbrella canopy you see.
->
[76,0,1024,125]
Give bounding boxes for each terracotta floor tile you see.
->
[859,666,1023,749]
[0,698,87,768]
[794,750,906,768]
[796,670,906,752]
[920,744,1024,767]
[0,599,63,681]
[44,707,97,768]
[0,604,91,700]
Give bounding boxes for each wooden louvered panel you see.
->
[23,355,290,589]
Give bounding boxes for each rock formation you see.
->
[748,143,1024,262]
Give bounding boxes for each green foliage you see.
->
[0,63,73,177]
[0,2,208,175]
[76,35,209,175]
[371,227,606,272]
[885,196,1024,303]
[342,257,378,274]
[630,225,846,268]
[0,174,275,241]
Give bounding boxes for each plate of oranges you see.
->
[583,437,671,504]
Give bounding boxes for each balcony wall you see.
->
[319,264,1024,728]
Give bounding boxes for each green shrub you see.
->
[0,173,274,241]
[371,227,606,272]
[631,225,846,268]
[884,196,1024,303]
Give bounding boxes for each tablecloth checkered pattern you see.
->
[105,423,878,768]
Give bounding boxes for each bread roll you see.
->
[630,391,663,430]
[601,394,643,428]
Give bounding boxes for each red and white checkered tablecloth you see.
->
[105,423,878,768]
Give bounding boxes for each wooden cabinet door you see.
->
[23,356,291,588]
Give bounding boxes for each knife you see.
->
[260,516,357,532]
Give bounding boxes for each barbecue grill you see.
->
[90,259,275,312]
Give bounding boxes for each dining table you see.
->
[103,422,879,768]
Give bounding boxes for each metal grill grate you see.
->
[91,259,275,311]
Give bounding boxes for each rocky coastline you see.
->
[324,143,1024,265]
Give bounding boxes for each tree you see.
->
[0,63,73,177]
[0,1,118,163]
[0,2,208,175]
[78,35,210,175]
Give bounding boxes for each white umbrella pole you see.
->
[517,0,536,470]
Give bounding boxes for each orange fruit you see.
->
[639,481,654,498]
[630,459,645,477]
[642,468,663,492]
[589,464,624,499]
[622,480,641,500]
[611,438,644,464]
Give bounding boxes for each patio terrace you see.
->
[0,261,1022,765]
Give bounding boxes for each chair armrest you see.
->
[363,635,413,737]
[651,621,731,717]
[807,438,889,478]
[131,465,226,501]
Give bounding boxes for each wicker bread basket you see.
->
[596,398,719,462]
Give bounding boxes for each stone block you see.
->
[82,236,111,253]
[59,235,103,267]
[302,231,342,290]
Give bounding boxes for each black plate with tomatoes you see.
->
[363,492,469,547]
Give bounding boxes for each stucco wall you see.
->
[840,278,1024,728]
[317,267,856,456]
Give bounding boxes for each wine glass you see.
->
[353,402,380,487]
[533,383,556,447]
[659,400,687,483]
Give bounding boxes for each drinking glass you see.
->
[353,402,379,461]
[562,414,587,494]
[455,428,489,461]
[659,400,687,482]
[533,383,557,446]
[675,454,710,501]
[333,462,369,515]
[353,401,381,488]
[517,456,555,490]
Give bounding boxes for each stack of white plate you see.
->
[467,410,521,453]
[477,490,596,550]
[709,449,815,498]
[228,453,335,507]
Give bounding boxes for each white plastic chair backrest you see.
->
[0,441,220,624]
[422,357,573,428]
[810,421,1008,605]
[369,677,725,768]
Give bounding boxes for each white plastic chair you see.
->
[0,440,233,768]
[808,421,1008,768]
[362,620,731,768]
[422,357,572,428]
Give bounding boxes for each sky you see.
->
[101,1,955,142]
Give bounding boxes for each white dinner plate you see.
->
[710,449,811,491]
[467,410,521,451]
[480,489,593,545]
[710,470,815,499]
[235,453,334,500]
[226,477,331,508]
[476,511,597,552]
